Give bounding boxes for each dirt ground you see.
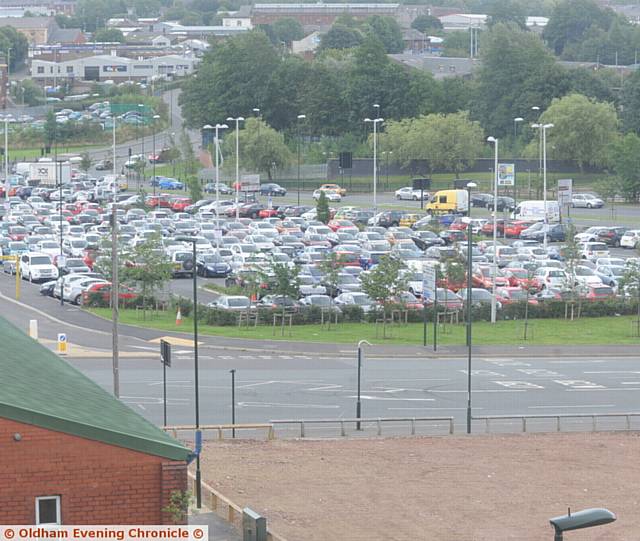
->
[199,433,640,541]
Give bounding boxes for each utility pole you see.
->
[111,111,119,398]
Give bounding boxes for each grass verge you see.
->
[89,307,640,346]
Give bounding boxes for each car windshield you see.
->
[575,268,594,276]
[71,240,87,248]
[31,256,51,265]
[352,295,372,305]
[240,244,258,253]
[67,259,85,267]
[202,255,223,263]
[548,271,565,277]
[227,297,249,307]
[593,287,612,294]
[311,296,330,306]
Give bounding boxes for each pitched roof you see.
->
[0,317,189,461]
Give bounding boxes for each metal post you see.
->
[56,137,64,306]
[111,168,119,398]
[152,119,156,196]
[191,239,201,508]
[163,355,167,426]
[373,119,378,213]
[4,117,7,205]
[422,297,427,346]
[490,138,498,324]
[433,272,438,352]
[542,125,550,251]
[230,369,236,438]
[356,346,362,430]
[139,104,145,185]
[466,183,475,434]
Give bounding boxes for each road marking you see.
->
[528,404,615,409]
[430,389,527,393]
[149,336,202,347]
[459,370,505,377]
[567,388,640,392]
[137,404,146,411]
[236,380,277,389]
[388,407,481,411]
[259,355,273,359]
[219,355,233,360]
[584,371,640,374]
[350,395,435,402]
[548,360,605,364]
[484,360,531,367]
[554,380,605,389]
[622,382,640,385]
[237,401,340,409]
[518,369,562,377]
[130,346,157,351]
[306,384,343,391]
[494,381,544,389]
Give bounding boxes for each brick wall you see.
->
[0,418,187,525]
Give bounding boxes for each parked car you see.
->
[313,189,341,202]
[571,193,604,208]
[395,187,429,201]
[196,254,232,277]
[260,183,287,196]
[211,295,252,311]
[19,252,58,282]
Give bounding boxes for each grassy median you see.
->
[88,307,640,345]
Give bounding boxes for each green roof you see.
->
[0,317,190,461]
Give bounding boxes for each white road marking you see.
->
[459,370,505,377]
[306,384,343,391]
[258,355,273,359]
[485,360,532,367]
[548,360,605,364]
[130,346,157,351]
[237,401,340,409]
[518,369,562,377]
[567,387,640,392]
[350,395,435,402]
[236,380,277,389]
[622,382,640,385]
[584,371,640,374]
[147,380,190,386]
[554,380,605,389]
[219,355,233,360]
[176,349,191,354]
[528,404,616,409]
[388,407,482,411]
[494,381,544,389]
[430,389,527,393]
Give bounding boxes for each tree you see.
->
[267,259,300,336]
[533,93,618,170]
[382,111,484,177]
[80,153,92,172]
[442,31,471,58]
[271,18,304,45]
[44,110,57,147]
[319,252,343,328]
[318,24,363,51]
[542,0,615,56]
[180,31,280,128]
[75,0,127,32]
[316,191,330,224]
[619,259,640,336]
[608,133,640,201]
[94,28,125,42]
[187,176,202,202]
[180,128,199,176]
[486,0,528,30]
[0,26,28,69]
[13,79,44,106]
[363,15,404,54]
[621,69,640,135]
[411,15,443,35]
[221,118,292,181]
[360,255,407,337]
[120,234,172,317]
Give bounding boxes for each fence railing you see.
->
[269,417,455,438]
[187,473,288,541]
[164,423,275,440]
[473,413,640,434]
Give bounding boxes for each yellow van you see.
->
[426,189,469,214]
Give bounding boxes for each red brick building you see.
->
[252,3,400,27]
[0,318,190,525]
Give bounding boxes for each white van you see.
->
[511,200,560,223]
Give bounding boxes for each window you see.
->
[66,66,73,73]
[439,195,447,203]
[37,66,44,74]
[36,496,61,525]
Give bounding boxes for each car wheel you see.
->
[615,240,621,248]
[587,203,592,209]
[413,196,418,201]
[74,294,82,305]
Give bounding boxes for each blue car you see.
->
[158,178,184,190]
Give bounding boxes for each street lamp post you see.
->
[230,369,236,438]
[138,103,145,186]
[513,117,524,139]
[296,114,306,206]
[356,340,371,430]
[151,114,160,196]
[531,106,542,184]
[465,181,477,434]
[213,123,228,245]
[364,117,383,213]
[487,136,499,324]
[226,117,244,220]
[532,123,554,250]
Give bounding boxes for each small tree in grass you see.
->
[268,258,300,335]
[319,251,343,329]
[561,223,582,319]
[316,190,330,224]
[121,233,172,318]
[619,258,640,337]
[360,255,407,338]
[187,175,202,202]
[80,152,92,173]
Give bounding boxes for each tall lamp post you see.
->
[364,117,383,213]
[531,106,541,184]
[465,181,477,434]
[176,235,201,508]
[213,123,228,244]
[151,114,160,196]
[531,123,554,250]
[296,114,306,206]
[356,340,371,430]
[487,136,499,324]
[226,116,244,219]
[138,103,145,186]
[513,117,523,139]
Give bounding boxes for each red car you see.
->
[504,268,541,291]
[170,197,192,212]
[449,217,469,231]
[582,285,615,302]
[82,282,139,304]
[496,287,539,305]
[504,220,537,238]
[8,226,28,241]
[328,219,358,233]
[471,266,509,289]
[146,194,172,208]
[480,219,505,236]
[258,208,281,219]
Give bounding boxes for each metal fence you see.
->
[473,413,640,434]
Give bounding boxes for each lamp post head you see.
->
[358,340,372,349]
[216,123,229,129]
[532,106,540,111]
[202,124,213,129]
[514,117,524,122]
[487,136,497,143]
[531,123,541,129]
[297,114,306,120]
[543,123,554,129]
[466,182,477,190]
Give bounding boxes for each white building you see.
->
[30,52,198,83]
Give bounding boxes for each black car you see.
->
[204,182,233,195]
[487,196,516,212]
[260,183,287,196]
[411,230,445,250]
[196,254,232,278]
[439,229,467,245]
[375,210,405,228]
[238,203,266,219]
[597,226,628,247]
[471,193,493,208]
[283,205,313,217]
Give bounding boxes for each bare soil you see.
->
[200,433,640,541]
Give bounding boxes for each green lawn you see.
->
[8,145,102,162]
[89,308,640,346]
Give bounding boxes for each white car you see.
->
[395,187,429,201]
[37,240,62,258]
[19,252,59,283]
[299,275,327,296]
[571,193,604,208]
[535,267,568,289]
[212,295,252,311]
[313,189,341,202]
[334,292,375,312]
[572,266,603,288]
[621,229,640,249]
[574,227,608,243]
[578,242,609,261]
[63,277,107,304]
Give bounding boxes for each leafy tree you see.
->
[316,191,330,224]
[318,24,363,51]
[382,111,484,177]
[360,255,407,337]
[533,93,618,170]
[120,234,172,316]
[319,251,343,328]
[271,18,304,45]
[442,30,470,58]
[180,31,279,128]
[220,117,292,180]
[0,26,28,69]
[187,176,202,202]
[180,128,199,176]
[80,153,93,172]
[363,15,404,54]
[486,0,528,29]
[411,15,443,35]
[267,258,300,335]
[473,23,563,137]
[608,133,640,201]
[13,79,44,106]
[94,28,125,42]
[542,0,615,56]
[561,223,582,305]
[619,258,640,336]
[75,0,127,32]
[621,70,640,135]
[44,110,57,147]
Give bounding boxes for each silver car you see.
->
[571,193,604,209]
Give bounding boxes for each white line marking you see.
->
[306,384,343,391]
[388,407,482,411]
[528,404,616,409]
[237,401,340,409]
[622,382,640,385]
[494,381,544,389]
[567,388,640,392]
[349,395,435,402]
[236,380,277,389]
[548,360,605,364]
[137,404,146,411]
[584,371,640,374]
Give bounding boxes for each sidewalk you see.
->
[190,509,241,541]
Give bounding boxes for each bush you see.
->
[341,305,365,322]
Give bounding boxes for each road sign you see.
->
[57,333,67,355]
[497,163,515,186]
[240,174,260,192]
[557,178,573,206]
[160,339,171,367]
[423,264,436,299]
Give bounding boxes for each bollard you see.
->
[29,320,38,340]
[57,333,68,355]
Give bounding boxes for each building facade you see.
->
[251,3,399,27]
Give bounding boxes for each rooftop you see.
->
[0,317,189,461]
